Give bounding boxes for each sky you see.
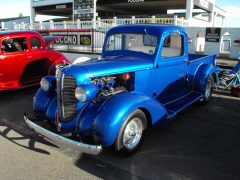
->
[0,0,240,27]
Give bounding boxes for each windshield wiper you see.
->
[144,29,156,46]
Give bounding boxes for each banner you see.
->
[73,0,95,21]
[80,35,91,45]
[205,28,221,42]
[53,35,78,45]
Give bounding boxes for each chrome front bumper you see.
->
[24,114,102,155]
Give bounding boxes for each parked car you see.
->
[24,24,219,156]
[0,31,71,91]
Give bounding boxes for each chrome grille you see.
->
[57,74,77,122]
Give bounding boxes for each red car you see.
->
[0,31,71,91]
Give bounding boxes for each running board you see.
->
[164,92,204,120]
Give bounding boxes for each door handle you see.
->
[183,59,189,62]
[27,56,32,59]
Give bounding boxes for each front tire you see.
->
[113,109,147,157]
[199,75,213,105]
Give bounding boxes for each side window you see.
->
[31,37,41,50]
[1,38,27,53]
[161,35,183,58]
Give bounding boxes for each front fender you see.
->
[33,88,56,119]
[93,92,167,147]
[193,64,217,93]
[45,96,57,124]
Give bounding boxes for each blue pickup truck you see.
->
[24,24,218,156]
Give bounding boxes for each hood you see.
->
[43,36,62,47]
[71,55,154,77]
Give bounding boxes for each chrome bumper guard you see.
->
[24,114,102,155]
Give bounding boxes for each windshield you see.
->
[105,33,157,55]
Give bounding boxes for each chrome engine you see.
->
[91,73,133,97]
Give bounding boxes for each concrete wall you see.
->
[186,27,240,58]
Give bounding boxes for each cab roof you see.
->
[106,24,188,36]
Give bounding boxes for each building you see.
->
[30,0,227,27]
[25,0,240,59]
[0,16,30,30]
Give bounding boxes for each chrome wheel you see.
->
[205,78,212,100]
[123,118,143,150]
[199,75,213,105]
[113,109,147,156]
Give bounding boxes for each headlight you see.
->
[40,76,56,92]
[75,86,86,102]
[75,84,98,102]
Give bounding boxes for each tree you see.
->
[19,13,23,17]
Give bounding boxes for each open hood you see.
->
[43,36,62,47]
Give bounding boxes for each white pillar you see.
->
[174,15,178,25]
[222,17,226,27]
[96,17,101,29]
[39,21,43,30]
[31,8,36,22]
[22,22,25,30]
[92,19,96,29]
[132,16,135,24]
[30,0,36,22]
[1,22,4,29]
[152,16,155,24]
[63,21,67,29]
[30,21,33,30]
[77,19,81,29]
[186,0,193,26]
[181,17,185,26]
[93,0,97,21]
[113,17,117,26]
[212,12,217,27]
[50,20,54,29]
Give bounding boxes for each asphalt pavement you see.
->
[0,121,107,180]
[1,85,240,180]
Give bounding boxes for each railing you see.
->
[14,20,114,32]
[100,16,186,26]
[14,15,188,31]
[12,15,190,54]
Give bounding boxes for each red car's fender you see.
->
[47,56,71,75]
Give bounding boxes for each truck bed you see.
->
[188,53,217,64]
